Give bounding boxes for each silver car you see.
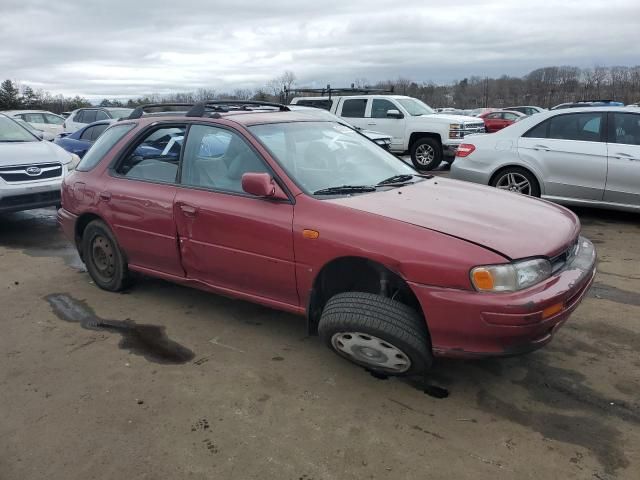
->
[450,107,640,212]
[0,114,79,213]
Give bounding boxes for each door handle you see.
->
[533,145,550,151]
[367,122,377,126]
[99,191,111,201]
[178,203,198,217]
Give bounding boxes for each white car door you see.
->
[366,98,406,151]
[605,112,640,206]
[335,98,368,130]
[517,111,607,201]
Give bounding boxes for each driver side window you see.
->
[116,126,186,183]
[181,125,269,194]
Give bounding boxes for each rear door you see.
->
[174,123,298,307]
[483,112,502,132]
[605,112,640,206]
[43,113,65,135]
[103,123,186,276]
[517,111,607,200]
[336,98,368,130]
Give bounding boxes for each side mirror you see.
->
[386,109,404,119]
[241,172,288,200]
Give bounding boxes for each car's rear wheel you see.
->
[491,167,540,197]
[82,220,131,292]
[410,138,442,171]
[318,292,433,376]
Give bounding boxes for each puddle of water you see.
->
[588,282,640,306]
[45,293,194,364]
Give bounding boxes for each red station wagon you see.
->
[58,101,596,376]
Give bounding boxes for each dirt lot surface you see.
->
[1,201,639,480]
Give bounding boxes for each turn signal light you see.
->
[456,144,476,157]
[542,302,564,319]
[303,229,319,239]
[472,268,494,290]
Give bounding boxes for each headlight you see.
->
[470,258,552,292]
[66,154,80,173]
[449,123,464,139]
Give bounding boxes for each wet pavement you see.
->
[0,206,639,480]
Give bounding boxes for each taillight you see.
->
[456,144,476,157]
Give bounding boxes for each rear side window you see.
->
[523,119,549,138]
[80,126,95,141]
[503,112,520,121]
[44,113,64,125]
[295,99,332,111]
[341,99,367,118]
[116,126,186,183]
[548,113,602,141]
[611,113,640,146]
[82,110,97,124]
[96,110,110,121]
[24,113,45,123]
[76,124,135,171]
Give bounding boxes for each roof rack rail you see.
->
[186,100,289,117]
[127,103,195,119]
[284,84,394,99]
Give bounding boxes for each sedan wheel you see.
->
[83,219,132,292]
[331,332,411,373]
[495,172,532,195]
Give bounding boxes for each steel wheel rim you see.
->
[496,172,532,195]
[415,144,435,166]
[331,332,411,373]
[91,235,116,279]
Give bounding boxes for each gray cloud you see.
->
[1,0,639,99]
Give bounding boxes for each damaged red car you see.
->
[58,101,596,376]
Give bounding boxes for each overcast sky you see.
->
[1,0,639,100]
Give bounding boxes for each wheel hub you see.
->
[91,235,115,278]
[496,172,532,195]
[331,332,411,373]
[415,144,435,166]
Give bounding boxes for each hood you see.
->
[328,177,579,259]
[423,113,481,124]
[0,140,72,167]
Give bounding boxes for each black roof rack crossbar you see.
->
[127,103,195,119]
[284,84,394,99]
[186,100,290,117]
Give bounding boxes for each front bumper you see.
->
[0,182,62,213]
[410,237,597,358]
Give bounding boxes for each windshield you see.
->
[396,98,434,116]
[0,115,38,142]
[107,108,134,119]
[248,121,417,195]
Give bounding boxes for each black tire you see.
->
[318,292,433,376]
[490,166,541,197]
[410,137,442,171]
[82,219,131,292]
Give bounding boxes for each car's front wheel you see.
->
[410,137,442,171]
[318,292,433,376]
[82,219,131,292]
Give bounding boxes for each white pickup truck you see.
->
[290,95,485,170]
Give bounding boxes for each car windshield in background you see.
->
[0,115,38,142]
[396,98,435,116]
[249,121,418,195]
[108,108,134,119]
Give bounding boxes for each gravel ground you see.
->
[1,202,638,480]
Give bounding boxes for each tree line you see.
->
[2,66,639,112]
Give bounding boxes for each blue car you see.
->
[54,120,114,157]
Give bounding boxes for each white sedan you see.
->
[450,107,640,212]
[2,110,66,136]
